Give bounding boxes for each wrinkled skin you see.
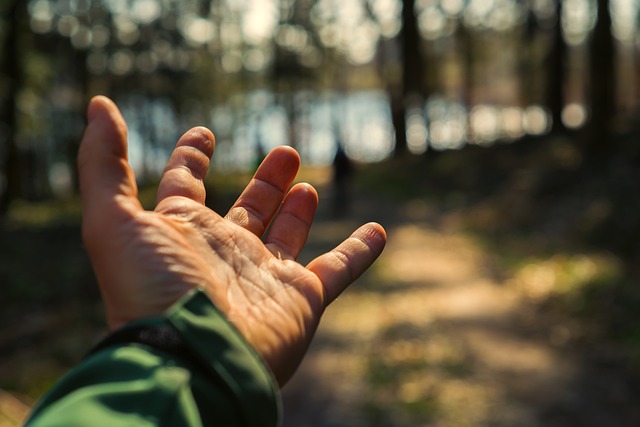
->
[78,96,386,385]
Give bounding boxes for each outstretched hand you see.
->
[78,96,386,385]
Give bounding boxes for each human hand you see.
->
[78,96,386,385]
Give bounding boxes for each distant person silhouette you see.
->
[332,142,353,217]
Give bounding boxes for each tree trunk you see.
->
[0,0,27,215]
[402,0,423,96]
[548,0,567,133]
[587,0,615,158]
[391,0,425,157]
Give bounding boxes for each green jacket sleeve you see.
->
[24,289,281,427]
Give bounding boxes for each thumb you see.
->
[78,96,141,236]
[307,222,386,305]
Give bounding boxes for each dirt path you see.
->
[0,389,29,427]
[282,176,640,426]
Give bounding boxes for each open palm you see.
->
[78,96,386,385]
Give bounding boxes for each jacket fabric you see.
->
[24,289,281,426]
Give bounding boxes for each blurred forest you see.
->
[1,0,638,203]
[3,0,640,426]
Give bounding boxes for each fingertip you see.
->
[291,182,319,202]
[252,145,301,189]
[263,145,300,169]
[86,97,102,123]
[84,96,128,149]
[349,222,387,265]
[87,95,116,122]
[361,222,387,245]
[193,126,216,147]
[176,126,216,159]
[273,144,300,157]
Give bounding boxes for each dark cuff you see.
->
[86,322,194,365]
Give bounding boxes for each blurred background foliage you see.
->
[0,0,637,205]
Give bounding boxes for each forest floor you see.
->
[283,163,640,427]
[2,135,640,426]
